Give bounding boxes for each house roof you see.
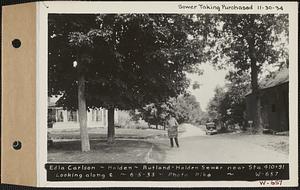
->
[48,101,57,107]
[259,67,289,89]
[48,96,62,107]
[246,67,289,96]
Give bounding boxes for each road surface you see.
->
[149,124,288,163]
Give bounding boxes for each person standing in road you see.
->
[166,114,179,148]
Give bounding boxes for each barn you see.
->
[245,68,289,132]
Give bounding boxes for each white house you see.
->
[48,97,118,130]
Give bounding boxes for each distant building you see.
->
[245,68,289,132]
[48,97,119,129]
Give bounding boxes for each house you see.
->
[245,68,289,132]
[48,97,119,129]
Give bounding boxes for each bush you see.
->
[115,110,131,128]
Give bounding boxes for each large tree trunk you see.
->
[78,74,90,152]
[107,107,115,143]
[248,34,263,133]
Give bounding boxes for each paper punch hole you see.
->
[12,39,21,48]
[12,141,22,150]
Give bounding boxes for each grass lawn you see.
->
[49,127,168,140]
[48,139,166,163]
[49,124,186,141]
[48,126,186,163]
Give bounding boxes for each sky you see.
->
[187,63,229,112]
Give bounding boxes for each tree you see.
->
[49,15,99,151]
[172,94,203,124]
[133,94,203,128]
[203,14,288,132]
[137,102,170,130]
[207,86,227,123]
[224,71,251,127]
[207,71,252,130]
[49,14,205,147]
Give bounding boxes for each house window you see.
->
[48,109,56,122]
[103,110,107,126]
[68,110,78,122]
[272,104,276,112]
[96,110,102,122]
[57,109,64,122]
[92,110,95,121]
[92,109,102,122]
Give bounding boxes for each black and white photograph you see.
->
[40,1,297,187]
[47,13,289,163]
[1,1,298,188]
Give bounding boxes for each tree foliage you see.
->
[132,102,171,129]
[207,71,251,127]
[132,94,203,128]
[49,14,204,110]
[172,94,203,124]
[48,14,206,144]
[204,14,288,71]
[201,14,288,131]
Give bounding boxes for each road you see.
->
[149,124,288,163]
[48,124,288,163]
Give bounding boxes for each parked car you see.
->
[206,122,218,135]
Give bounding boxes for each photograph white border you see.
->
[36,1,298,187]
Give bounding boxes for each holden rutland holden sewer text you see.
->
[45,164,289,181]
